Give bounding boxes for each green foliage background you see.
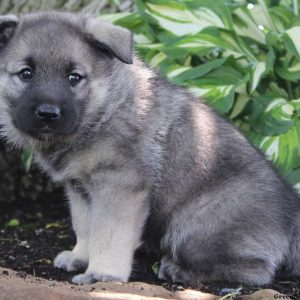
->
[0,0,133,15]
[1,0,300,193]
[103,0,300,192]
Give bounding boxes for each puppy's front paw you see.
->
[72,272,122,284]
[54,250,88,272]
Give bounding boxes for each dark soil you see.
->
[0,146,299,298]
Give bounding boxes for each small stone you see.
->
[35,228,44,235]
[220,288,242,296]
[19,240,30,248]
[16,271,27,279]
[8,255,15,260]
[242,289,285,300]
[2,270,9,276]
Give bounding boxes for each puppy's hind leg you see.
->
[158,255,192,284]
[285,215,300,277]
[54,182,89,272]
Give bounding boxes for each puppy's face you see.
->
[0,13,132,145]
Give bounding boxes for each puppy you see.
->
[0,12,299,285]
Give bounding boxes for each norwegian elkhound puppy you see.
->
[0,12,300,286]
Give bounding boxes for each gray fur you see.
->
[0,12,300,285]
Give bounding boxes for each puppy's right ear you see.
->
[0,15,18,48]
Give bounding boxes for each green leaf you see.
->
[163,29,248,59]
[45,222,61,229]
[250,61,266,93]
[106,0,300,180]
[286,168,300,193]
[233,6,266,44]
[6,218,20,227]
[291,98,300,116]
[230,94,250,119]
[189,84,235,113]
[172,58,227,83]
[269,6,294,32]
[187,0,234,30]
[151,261,160,275]
[21,150,33,172]
[250,95,295,136]
[276,63,300,81]
[282,26,300,60]
[143,1,225,36]
[149,52,167,67]
[258,122,300,175]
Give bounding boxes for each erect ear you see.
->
[0,15,18,48]
[85,18,133,64]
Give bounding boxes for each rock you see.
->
[0,267,180,300]
[0,267,288,300]
[176,289,218,300]
[242,289,285,299]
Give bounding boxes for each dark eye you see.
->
[19,67,33,80]
[68,73,83,86]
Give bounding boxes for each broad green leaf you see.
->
[189,83,235,113]
[282,26,300,60]
[268,82,289,99]
[136,40,163,49]
[102,12,145,31]
[276,63,300,81]
[101,12,132,23]
[259,123,300,175]
[144,2,225,36]
[167,66,191,79]
[187,0,234,30]
[163,29,248,59]
[230,94,250,119]
[250,96,295,136]
[108,0,300,180]
[233,6,266,44]
[291,98,300,116]
[248,3,271,30]
[172,58,227,83]
[250,61,266,93]
[255,0,278,32]
[269,6,294,32]
[286,168,300,192]
[147,51,167,67]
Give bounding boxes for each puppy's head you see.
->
[0,12,133,146]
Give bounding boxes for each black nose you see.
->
[35,104,61,121]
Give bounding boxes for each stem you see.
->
[286,80,293,100]
[295,83,300,99]
[293,0,299,16]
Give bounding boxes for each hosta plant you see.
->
[103,0,300,192]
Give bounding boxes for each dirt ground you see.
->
[0,186,299,299]
[0,144,299,298]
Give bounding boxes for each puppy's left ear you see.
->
[85,18,133,64]
[0,15,19,48]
